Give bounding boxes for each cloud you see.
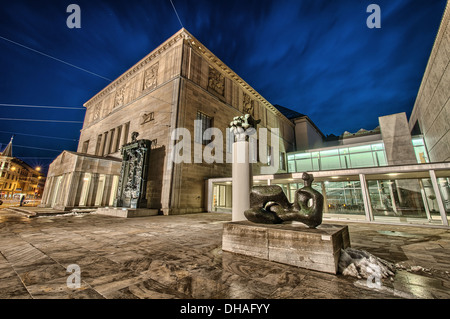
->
[0,0,446,166]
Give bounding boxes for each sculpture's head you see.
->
[302,172,314,186]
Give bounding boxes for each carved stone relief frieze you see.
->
[143,62,159,91]
[115,86,126,108]
[92,102,102,122]
[243,92,254,116]
[208,66,225,96]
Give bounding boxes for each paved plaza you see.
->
[0,208,449,300]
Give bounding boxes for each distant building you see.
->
[0,136,46,200]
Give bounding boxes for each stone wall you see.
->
[379,113,417,165]
[164,37,295,214]
[409,2,450,162]
[40,151,121,210]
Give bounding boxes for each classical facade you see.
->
[40,29,296,214]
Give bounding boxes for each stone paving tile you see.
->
[0,275,31,299]
[0,210,449,300]
[25,276,104,299]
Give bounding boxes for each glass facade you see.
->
[208,168,450,226]
[212,183,232,212]
[438,177,450,215]
[412,136,430,163]
[286,181,365,217]
[367,178,441,222]
[287,142,388,173]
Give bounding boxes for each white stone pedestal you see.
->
[232,140,252,221]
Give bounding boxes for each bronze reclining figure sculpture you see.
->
[244,172,323,228]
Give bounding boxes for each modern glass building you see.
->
[207,135,450,227]
[286,136,429,173]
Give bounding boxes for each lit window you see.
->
[412,137,429,163]
[195,112,213,145]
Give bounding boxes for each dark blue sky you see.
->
[0,0,446,173]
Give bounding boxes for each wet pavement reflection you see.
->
[0,208,449,299]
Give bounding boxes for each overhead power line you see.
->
[0,103,85,110]
[0,118,83,123]
[11,144,66,153]
[0,32,176,117]
[17,157,56,159]
[0,35,112,82]
[0,130,79,141]
[170,0,184,29]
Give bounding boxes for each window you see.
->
[280,152,286,171]
[195,111,213,145]
[286,142,388,172]
[95,134,102,156]
[267,145,272,166]
[319,149,341,170]
[114,126,122,153]
[82,140,89,153]
[412,137,429,163]
[107,129,115,155]
[349,152,375,168]
[295,152,313,171]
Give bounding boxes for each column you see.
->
[103,131,112,156]
[206,179,213,212]
[64,172,82,207]
[429,170,449,226]
[111,127,120,154]
[40,176,54,206]
[86,173,99,207]
[99,132,107,156]
[121,123,129,147]
[232,139,252,221]
[321,182,329,213]
[418,179,432,221]
[359,174,373,222]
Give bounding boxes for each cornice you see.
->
[83,29,190,109]
[182,29,295,128]
[83,28,294,129]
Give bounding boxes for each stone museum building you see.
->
[41,4,450,228]
[40,28,295,215]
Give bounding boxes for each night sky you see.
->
[0,0,446,173]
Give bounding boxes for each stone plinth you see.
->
[222,221,350,274]
[96,207,158,218]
